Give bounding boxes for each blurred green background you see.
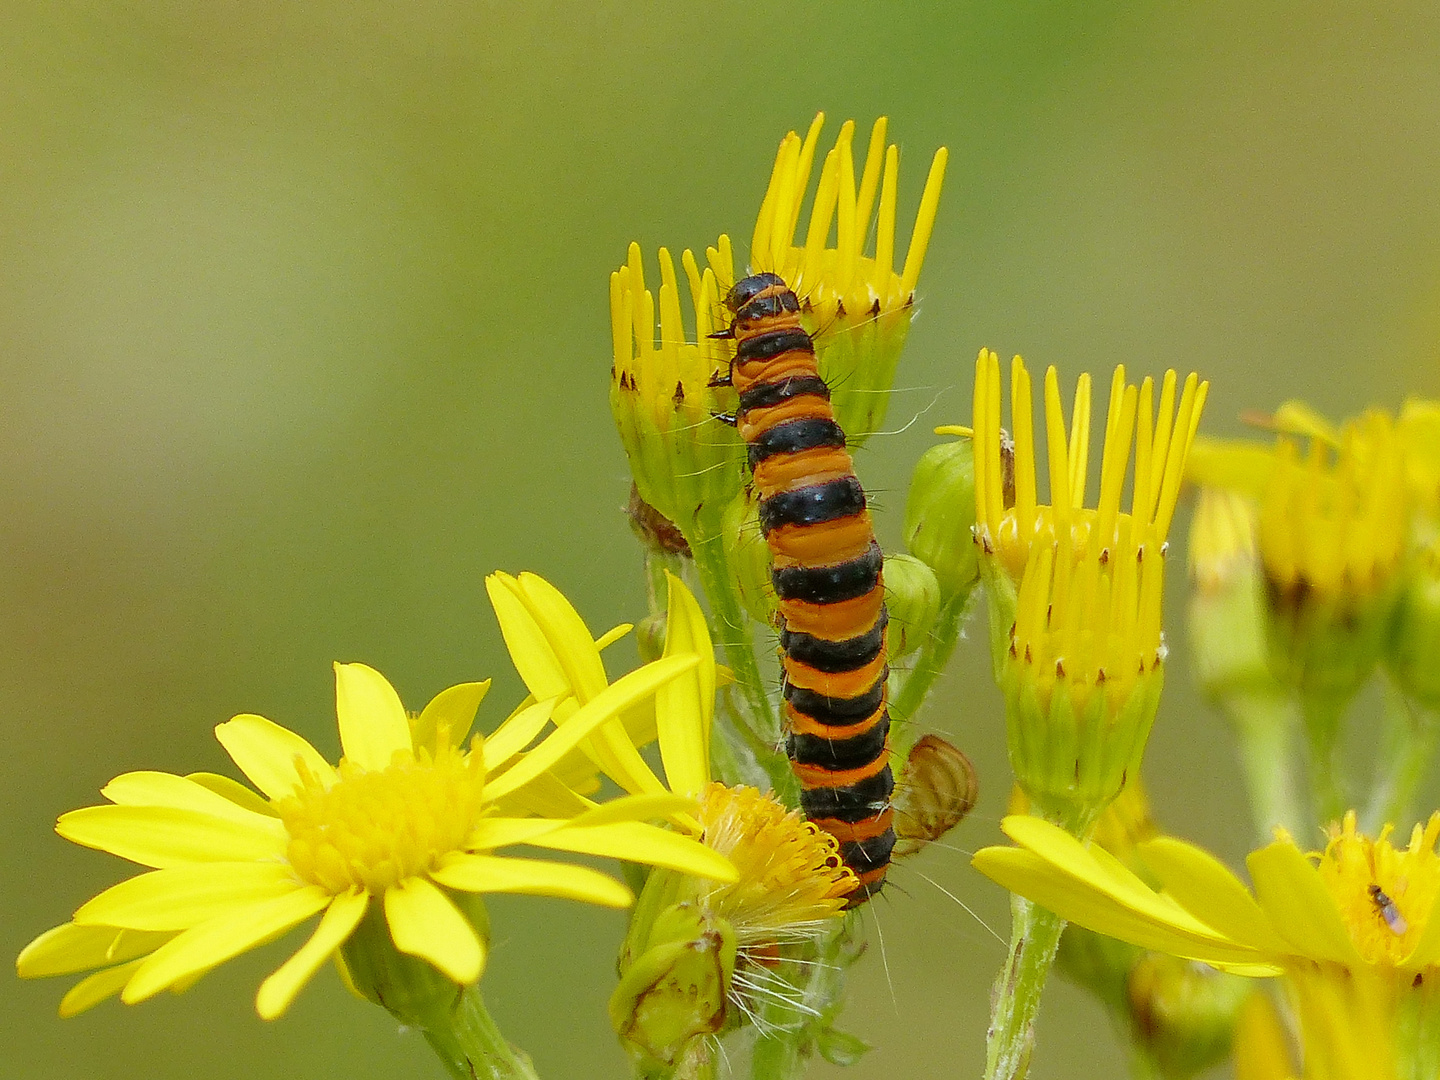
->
[4,2,1440,1077]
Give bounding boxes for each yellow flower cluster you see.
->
[18,575,739,1020]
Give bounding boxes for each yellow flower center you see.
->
[693,783,854,946]
[1314,810,1440,965]
[277,743,486,895]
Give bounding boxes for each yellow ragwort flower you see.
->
[18,593,737,1020]
[975,811,1440,1080]
[1188,402,1420,721]
[610,240,745,541]
[732,113,947,443]
[610,115,948,525]
[604,574,856,1068]
[963,350,1208,822]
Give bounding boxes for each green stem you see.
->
[1363,683,1440,834]
[984,804,1095,1080]
[749,922,854,1080]
[1224,689,1305,842]
[983,894,1069,1080]
[1301,690,1350,828]
[420,984,541,1080]
[887,588,977,755]
[712,686,797,799]
[1126,1043,1169,1080]
[643,548,688,616]
[689,531,777,746]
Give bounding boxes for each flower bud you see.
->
[904,435,980,597]
[1187,488,1273,697]
[611,243,745,546]
[610,902,736,1070]
[883,554,942,659]
[974,353,1206,828]
[1126,954,1252,1079]
[1191,409,1411,712]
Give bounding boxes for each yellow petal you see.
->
[994,817,1269,949]
[1138,836,1288,953]
[581,714,670,800]
[524,821,738,883]
[74,863,304,931]
[656,573,713,798]
[213,714,337,800]
[58,806,287,868]
[18,924,175,978]
[383,877,484,984]
[513,572,609,701]
[1185,437,1275,498]
[102,772,279,829]
[1002,817,1168,913]
[487,573,571,700]
[482,698,557,772]
[1233,991,1299,1080]
[1404,890,1440,969]
[1246,840,1364,966]
[620,697,659,752]
[333,662,413,771]
[972,846,1274,968]
[184,772,279,817]
[1272,400,1339,444]
[595,623,633,651]
[569,792,699,828]
[433,853,632,907]
[502,600,668,798]
[255,889,367,1019]
[468,816,568,850]
[412,680,491,755]
[59,958,148,1017]
[484,655,698,803]
[490,770,595,819]
[123,886,331,1003]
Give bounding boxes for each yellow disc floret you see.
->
[694,783,855,946]
[1314,810,1440,966]
[279,743,487,895]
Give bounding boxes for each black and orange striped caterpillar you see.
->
[713,271,894,905]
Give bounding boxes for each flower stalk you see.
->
[343,905,538,1080]
[985,894,1069,1080]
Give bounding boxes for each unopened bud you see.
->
[883,554,942,659]
[610,902,736,1069]
[904,435,979,598]
[1127,954,1251,1079]
[1188,489,1273,697]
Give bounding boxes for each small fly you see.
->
[1369,884,1408,936]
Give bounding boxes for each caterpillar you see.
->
[715,271,894,905]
